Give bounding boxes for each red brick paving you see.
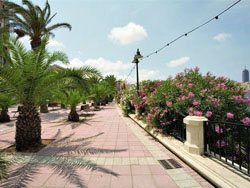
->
[0,104,214,188]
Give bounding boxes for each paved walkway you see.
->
[0,104,214,188]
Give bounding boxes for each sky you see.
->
[14,0,250,83]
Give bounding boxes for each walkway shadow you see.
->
[1,132,126,188]
[79,113,95,117]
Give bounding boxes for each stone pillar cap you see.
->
[184,116,208,125]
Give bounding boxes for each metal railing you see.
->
[204,121,250,176]
[169,117,186,142]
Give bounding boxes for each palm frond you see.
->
[46,23,72,32]
[46,51,69,67]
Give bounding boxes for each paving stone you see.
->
[175,179,202,188]
[0,104,213,188]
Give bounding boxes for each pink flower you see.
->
[194,66,199,71]
[217,83,226,89]
[189,107,194,112]
[241,117,250,125]
[180,84,183,89]
[142,96,147,101]
[187,83,192,88]
[158,129,163,133]
[189,113,194,116]
[206,111,213,118]
[244,97,250,105]
[188,92,195,98]
[146,114,151,121]
[194,111,202,116]
[193,101,199,106]
[139,102,144,108]
[216,140,226,148]
[168,75,172,79]
[235,95,243,103]
[181,96,186,101]
[155,82,162,87]
[215,126,223,134]
[166,102,172,107]
[227,112,234,119]
[243,90,248,94]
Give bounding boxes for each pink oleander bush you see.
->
[119,68,250,169]
[123,67,250,130]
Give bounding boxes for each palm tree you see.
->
[0,37,98,151]
[90,83,108,109]
[102,75,117,103]
[0,0,71,49]
[0,94,16,123]
[0,0,72,113]
[57,90,83,122]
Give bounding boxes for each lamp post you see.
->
[132,49,143,91]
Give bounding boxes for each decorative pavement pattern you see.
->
[0,104,214,188]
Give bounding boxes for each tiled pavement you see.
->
[0,104,214,188]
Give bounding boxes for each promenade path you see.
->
[0,104,214,188]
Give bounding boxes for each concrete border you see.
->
[128,113,250,188]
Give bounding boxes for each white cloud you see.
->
[108,22,147,45]
[62,57,160,83]
[18,36,30,49]
[67,57,133,72]
[213,33,232,42]
[48,39,65,48]
[139,69,160,81]
[18,36,65,49]
[167,57,190,68]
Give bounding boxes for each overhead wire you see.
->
[123,0,241,82]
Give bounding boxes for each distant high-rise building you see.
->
[242,68,249,83]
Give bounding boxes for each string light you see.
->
[124,0,241,82]
[141,0,241,60]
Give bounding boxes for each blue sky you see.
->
[16,0,250,83]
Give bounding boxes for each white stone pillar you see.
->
[183,116,208,155]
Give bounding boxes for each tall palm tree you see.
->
[0,0,71,49]
[0,37,99,151]
[0,0,72,113]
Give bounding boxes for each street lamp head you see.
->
[132,58,139,64]
[135,48,143,59]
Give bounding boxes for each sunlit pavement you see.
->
[0,104,214,188]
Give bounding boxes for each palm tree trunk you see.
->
[68,107,79,122]
[15,106,41,151]
[0,108,10,123]
[31,37,42,50]
[40,104,48,113]
[61,103,66,109]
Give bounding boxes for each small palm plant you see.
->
[57,90,83,122]
[0,37,99,151]
[90,83,108,109]
[0,94,16,123]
